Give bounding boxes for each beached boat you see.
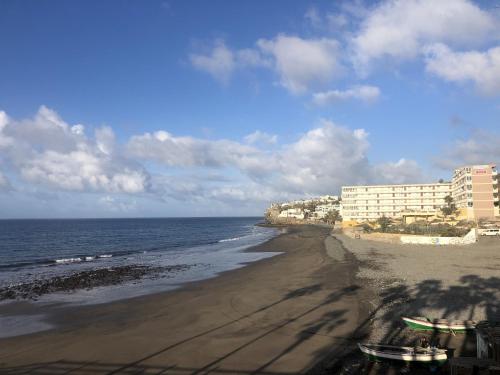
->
[358,343,448,363]
[402,316,476,333]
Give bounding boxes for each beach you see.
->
[1,225,499,374]
[335,232,500,360]
[0,225,372,374]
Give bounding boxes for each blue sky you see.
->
[0,0,499,218]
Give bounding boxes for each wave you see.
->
[55,254,113,264]
[55,258,82,264]
[218,236,244,243]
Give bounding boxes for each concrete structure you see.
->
[400,229,477,246]
[341,183,452,223]
[452,164,499,220]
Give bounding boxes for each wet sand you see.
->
[0,225,372,374]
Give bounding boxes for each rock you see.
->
[0,264,194,301]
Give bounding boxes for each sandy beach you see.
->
[0,225,372,374]
[335,232,500,359]
[1,225,499,374]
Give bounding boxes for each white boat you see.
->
[402,316,476,333]
[358,343,448,363]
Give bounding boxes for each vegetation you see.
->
[377,216,392,232]
[359,223,373,233]
[323,209,341,226]
[372,220,470,237]
[441,195,458,219]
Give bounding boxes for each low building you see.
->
[278,208,305,220]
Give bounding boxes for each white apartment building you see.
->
[452,164,499,219]
[313,202,342,219]
[341,183,452,222]
[278,208,305,220]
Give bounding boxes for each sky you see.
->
[0,0,500,218]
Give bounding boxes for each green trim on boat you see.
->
[403,319,467,333]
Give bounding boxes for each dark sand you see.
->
[0,225,372,374]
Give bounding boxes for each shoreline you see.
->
[0,222,281,307]
[0,225,375,374]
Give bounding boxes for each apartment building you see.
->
[341,183,452,222]
[452,164,499,219]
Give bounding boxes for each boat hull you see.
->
[358,344,448,364]
[402,317,475,333]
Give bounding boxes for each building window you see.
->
[468,202,473,207]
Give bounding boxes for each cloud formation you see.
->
[0,106,150,194]
[0,107,426,210]
[434,130,500,170]
[244,130,277,145]
[351,0,496,73]
[189,40,270,84]
[424,44,500,95]
[0,170,10,191]
[190,35,341,94]
[312,85,380,106]
[189,40,236,84]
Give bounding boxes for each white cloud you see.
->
[189,41,271,84]
[434,130,500,170]
[99,195,137,212]
[305,7,323,29]
[0,106,150,194]
[127,130,262,170]
[244,130,277,145]
[312,85,381,106]
[1,107,424,210]
[424,43,500,95]
[190,35,341,94]
[373,158,424,184]
[189,40,236,84]
[20,149,148,193]
[128,118,420,199]
[236,48,272,68]
[257,35,342,94]
[305,6,350,31]
[351,0,496,73]
[0,170,10,191]
[0,111,13,149]
[95,126,115,155]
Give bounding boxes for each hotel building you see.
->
[341,183,452,223]
[452,164,499,220]
[341,164,499,224]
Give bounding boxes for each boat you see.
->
[358,343,448,363]
[402,316,476,333]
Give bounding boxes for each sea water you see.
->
[0,217,280,305]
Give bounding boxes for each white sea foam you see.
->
[219,236,244,243]
[98,254,112,258]
[85,256,96,261]
[55,258,82,264]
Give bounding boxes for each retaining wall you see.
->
[400,229,477,246]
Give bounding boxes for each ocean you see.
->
[0,217,280,305]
